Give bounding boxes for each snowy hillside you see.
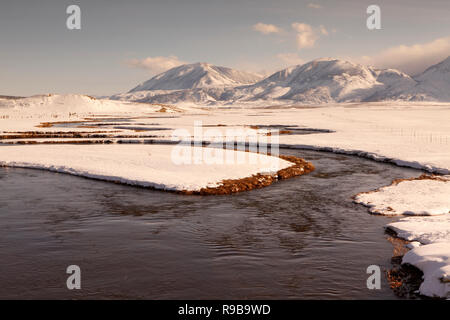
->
[0,94,166,129]
[128,62,263,92]
[233,58,417,104]
[111,57,450,105]
[414,56,450,101]
[111,87,231,105]
[0,94,120,113]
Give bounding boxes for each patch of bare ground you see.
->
[2,140,115,145]
[0,132,120,140]
[34,114,179,129]
[385,229,424,299]
[35,122,53,128]
[35,118,127,128]
[35,119,98,128]
[265,130,292,136]
[0,132,168,142]
[77,125,100,129]
[203,124,227,127]
[182,155,314,195]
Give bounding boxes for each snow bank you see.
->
[386,210,450,298]
[388,216,450,245]
[0,144,291,192]
[402,243,450,298]
[355,177,450,298]
[354,178,450,216]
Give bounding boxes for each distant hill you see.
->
[0,95,26,100]
[129,62,263,92]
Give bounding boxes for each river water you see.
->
[0,149,421,299]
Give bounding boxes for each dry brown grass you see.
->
[35,122,53,128]
[266,130,292,136]
[182,155,314,195]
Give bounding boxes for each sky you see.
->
[1,0,449,96]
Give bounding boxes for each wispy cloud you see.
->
[319,25,329,36]
[126,55,186,74]
[290,23,333,49]
[307,3,322,9]
[291,23,319,49]
[252,22,283,35]
[358,36,450,75]
[252,20,332,51]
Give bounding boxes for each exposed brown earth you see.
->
[265,130,293,136]
[2,140,114,145]
[35,122,53,128]
[385,232,424,299]
[0,131,164,141]
[183,155,314,195]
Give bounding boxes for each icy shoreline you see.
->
[354,176,450,298]
[280,144,450,175]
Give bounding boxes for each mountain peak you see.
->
[191,62,212,67]
[244,57,420,103]
[310,57,339,63]
[263,58,373,84]
[129,63,262,92]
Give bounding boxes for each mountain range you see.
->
[111,57,450,105]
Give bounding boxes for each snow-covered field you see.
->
[1,94,449,298]
[355,177,450,216]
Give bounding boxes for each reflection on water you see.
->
[0,149,421,299]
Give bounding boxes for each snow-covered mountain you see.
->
[413,56,450,101]
[230,58,417,104]
[129,62,263,92]
[112,57,450,105]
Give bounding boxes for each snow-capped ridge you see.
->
[129,63,263,92]
[238,58,417,103]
